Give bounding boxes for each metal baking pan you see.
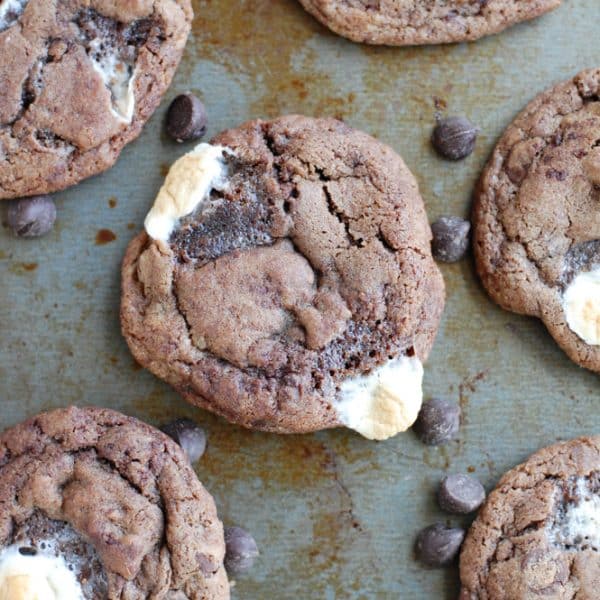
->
[0,0,598,597]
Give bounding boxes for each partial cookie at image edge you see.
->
[296,0,561,46]
[0,405,230,599]
[460,436,600,599]
[473,67,600,373]
[0,0,193,200]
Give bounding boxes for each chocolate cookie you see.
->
[0,406,229,599]
[473,68,600,373]
[0,0,192,199]
[297,0,560,46]
[460,437,600,599]
[121,115,445,439]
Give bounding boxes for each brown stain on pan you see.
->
[199,417,374,591]
[135,383,377,491]
[129,360,380,591]
[95,229,117,245]
[133,379,375,589]
[185,407,351,489]
[189,0,357,119]
[9,262,38,275]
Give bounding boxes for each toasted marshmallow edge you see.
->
[563,267,600,346]
[334,355,424,441]
[549,479,600,550]
[0,545,84,600]
[144,143,232,242]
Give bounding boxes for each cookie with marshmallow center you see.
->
[0,0,192,199]
[0,406,229,599]
[474,68,600,373]
[460,437,600,599]
[121,115,445,439]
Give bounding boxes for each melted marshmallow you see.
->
[0,545,84,600]
[334,355,424,441]
[563,267,600,346]
[144,143,232,241]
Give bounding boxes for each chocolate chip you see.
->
[166,93,208,142]
[7,196,56,238]
[413,398,460,446]
[18,547,37,556]
[432,116,478,160]
[431,216,471,262]
[224,526,259,575]
[438,474,486,514]
[415,523,465,567]
[160,418,206,462]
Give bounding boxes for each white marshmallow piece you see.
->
[335,355,424,441]
[88,39,136,123]
[0,545,84,600]
[549,479,600,551]
[144,143,232,242]
[563,267,600,346]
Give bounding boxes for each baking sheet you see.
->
[1,0,599,597]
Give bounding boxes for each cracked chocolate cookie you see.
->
[121,115,445,440]
[0,0,192,199]
[460,437,600,599]
[473,68,600,373]
[296,0,560,46]
[0,406,229,599]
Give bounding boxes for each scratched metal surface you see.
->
[0,0,599,597]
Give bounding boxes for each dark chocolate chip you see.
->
[166,93,208,142]
[431,216,471,263]
[438,474,486,515]
[432,116,479,160]
[224,526,259,575]
[413,398,460,446]
[415,523,465,567]
[18,546,37,556]
[160,418,207,462]
[7,196,56,238]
